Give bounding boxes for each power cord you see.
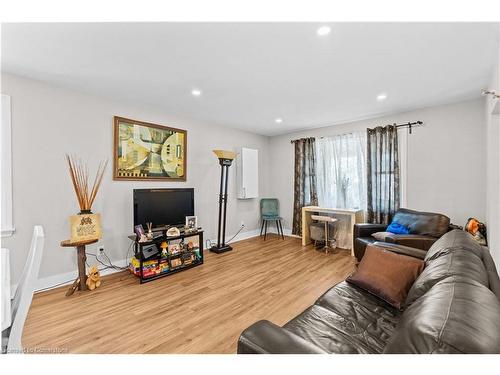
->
[227,225,245,244]
[206,224,245,248]
[36,241,134,293]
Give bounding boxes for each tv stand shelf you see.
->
[131,229,204,284]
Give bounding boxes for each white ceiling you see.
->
[2,22,499,136]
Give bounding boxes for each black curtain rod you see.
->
[394,121,423,134]
[291,121,424,143]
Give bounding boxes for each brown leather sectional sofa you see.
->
[237,230,500,354]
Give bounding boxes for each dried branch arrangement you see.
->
[66,154,108,212]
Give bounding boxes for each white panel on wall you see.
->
[1,94,14,237]
[237,147,259,199]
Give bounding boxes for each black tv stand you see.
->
[131,229,204,283]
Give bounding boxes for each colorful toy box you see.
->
[129,256,169,278]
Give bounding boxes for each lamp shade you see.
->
[213,150,237,160]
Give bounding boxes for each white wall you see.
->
[485,39,500,270]
[269,99,486,232]
[1,73,270,285]
[2,72,495,285]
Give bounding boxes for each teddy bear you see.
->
[86,265,101,290]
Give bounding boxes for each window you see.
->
[1,94,14,237]
[315,132,367,210]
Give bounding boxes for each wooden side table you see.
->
[60,238,98,296]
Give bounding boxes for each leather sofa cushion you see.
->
[371,233,437,251]
[347,245,424,309]
[392,208,450,238]
[385,278,500,353]
[406,247,489,306]
[284,282,401,353]
[371,231,392,241]
[425,229,484,262]
[406,230,491,306]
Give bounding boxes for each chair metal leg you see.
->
[325,222,329,254]
[260,220,265,236]
[264,220,268,240]
[278,220,284,239]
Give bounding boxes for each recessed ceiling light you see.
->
[377,93,387,101]
[275,118,283,124]
[317,26,331,36]
[191,89,202,97]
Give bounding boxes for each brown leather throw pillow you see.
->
[346,244,424,309]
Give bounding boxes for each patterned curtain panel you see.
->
[292,137,318,235]
[366,125,400,224]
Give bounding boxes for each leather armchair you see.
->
[353,223,386,261]
[353,208,451,261]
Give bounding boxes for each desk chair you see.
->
[260,198,284,240]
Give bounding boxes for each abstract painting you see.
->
[113,116,186,180]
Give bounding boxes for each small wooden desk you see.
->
[60,238,98,295]
[302,206,364,256]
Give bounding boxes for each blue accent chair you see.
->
[260,198,284,240]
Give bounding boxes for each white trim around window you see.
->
[1,93,15,237]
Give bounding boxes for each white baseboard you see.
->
[33,227,296,293]
[226,227,299,242]
[34,258,129,293]
[226,228,260,243]
[225,227,296,243]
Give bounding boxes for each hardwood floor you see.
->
[22,235,356,353]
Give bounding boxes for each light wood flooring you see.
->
[22,235,356,353]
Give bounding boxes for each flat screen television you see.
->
[133,188,194,230]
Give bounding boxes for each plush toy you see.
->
[86,265,101,290]
[465,218,487,246]
[160,241,168,257]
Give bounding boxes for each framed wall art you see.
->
[113,116,187,181]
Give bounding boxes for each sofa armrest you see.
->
[481,246,500,300]
[373,241,427,260]
[382,234,436,251]
[237,320,326,354]
[354,223,387,239]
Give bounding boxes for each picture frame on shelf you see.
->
[185,215,198,229]
[168,242,181,255]
[134,224,148,243]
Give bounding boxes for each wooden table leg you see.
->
[302,209,312,246]
[66,278,80,296]
[76,245,87,291]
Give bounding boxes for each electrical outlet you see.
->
[240,221,245,227]
[98,246,105,254]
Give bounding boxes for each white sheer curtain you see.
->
[316,132,367,210]
[315,132,367,248]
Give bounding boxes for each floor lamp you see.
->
[210,149,237,254]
